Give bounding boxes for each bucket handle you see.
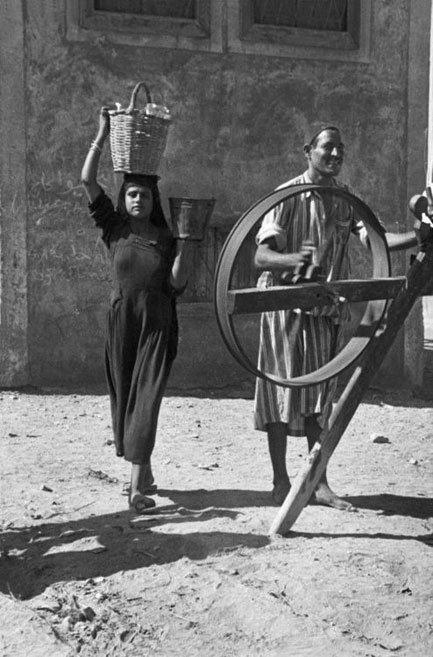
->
[126,81,152,113]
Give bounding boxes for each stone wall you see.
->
[0,1,429,391]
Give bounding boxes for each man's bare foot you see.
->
[309,481,356,511]
[272,480,291,506]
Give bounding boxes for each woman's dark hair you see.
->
[117,173,169,229]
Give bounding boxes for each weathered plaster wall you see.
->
[0,0,29,386]
[1,0,427,390]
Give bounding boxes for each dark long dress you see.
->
[89,190,178,464]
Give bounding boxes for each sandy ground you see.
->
[0,384,432,656]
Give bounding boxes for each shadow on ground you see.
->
[345,493,433,518]
[287,529,433,545]
[0,496,269,600]
[2,489,432,600]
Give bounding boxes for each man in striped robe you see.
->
[254,126,416,507]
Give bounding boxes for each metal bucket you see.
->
[168,197,216,240]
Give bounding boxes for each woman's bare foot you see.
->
[140,462,157,494]
[272,479,291,506]
[309,481,356,511]
[131,462,157,501]
[124,462,157,498]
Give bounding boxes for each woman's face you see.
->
[124,184,154,220]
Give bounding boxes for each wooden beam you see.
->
[227,277,407,315]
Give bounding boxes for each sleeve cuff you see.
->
[255,224,286,251]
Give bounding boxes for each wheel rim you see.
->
[214,184,391,387]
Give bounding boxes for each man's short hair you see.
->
[308,125,341,148]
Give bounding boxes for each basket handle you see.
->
[126,82,152,113]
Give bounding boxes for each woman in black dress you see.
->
[81,107,192,513]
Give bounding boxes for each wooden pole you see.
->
[269,241,433,536]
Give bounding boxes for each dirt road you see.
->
[0,386,432,656]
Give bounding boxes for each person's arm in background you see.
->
[386,231,418,251]
[353,210,417,253]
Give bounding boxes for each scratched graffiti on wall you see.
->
[28,170,257,303]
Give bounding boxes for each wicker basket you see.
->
[109,82,171,175]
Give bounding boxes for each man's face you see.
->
[307,129,344,179]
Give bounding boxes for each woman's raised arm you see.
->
[81,107,111,203]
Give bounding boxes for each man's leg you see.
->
[305,415,354,511]
[267,422,291,505]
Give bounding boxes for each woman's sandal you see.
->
[129,494,156,514]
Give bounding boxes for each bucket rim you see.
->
[168,197,216,204]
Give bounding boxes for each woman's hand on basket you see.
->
[98,106,112,139]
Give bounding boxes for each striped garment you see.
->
[253,171,367,435]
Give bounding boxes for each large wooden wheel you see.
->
[214,184,406,387]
